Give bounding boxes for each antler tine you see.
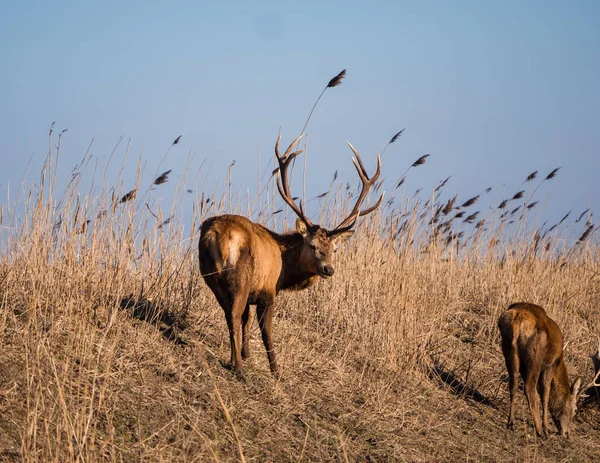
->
[333,142,384,231]
[591,338,600,374]
[356,191,385,216]
[578,340,600,399]
[581,369,600,396]
[276,133,305,160]
[329,212,360,235]
[274,134,314,227]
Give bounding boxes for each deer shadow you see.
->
[120,295,189,346]
[428,361,498,409]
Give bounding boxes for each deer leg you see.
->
[257,295,278,378]
[203,278,239,370]
[502,341,520,430]
[241,303,252,359]
[523,367,544,437]
[205,280,244,375]
[225,289,251,377]
[538,368,553,436]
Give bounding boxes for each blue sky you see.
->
[1,1,599,231]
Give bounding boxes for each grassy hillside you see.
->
[1,139,599,462]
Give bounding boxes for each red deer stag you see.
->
[199,134,383,378]
[498,302,600,437]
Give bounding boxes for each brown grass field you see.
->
[0,132,599,462]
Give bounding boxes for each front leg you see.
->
[257,294,278,378]
[538,369,554,436]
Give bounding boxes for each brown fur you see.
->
[199,214,353,378]
[498,302,582,437]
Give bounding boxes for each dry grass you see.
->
[0,132,599,462]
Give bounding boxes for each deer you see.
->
[498,302,600,437]
[198,134,383,378]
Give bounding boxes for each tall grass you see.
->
[0,129,599,462]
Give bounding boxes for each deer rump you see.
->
[199,215,284,301]
[498,305,564,376]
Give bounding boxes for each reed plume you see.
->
[381,128,405,156]
[435,176,451,192]
[153,170,172,186]
[300,69,347,136]
[327,69,346,88]
[442,195,457,215]
[526,171,538,182]
[463,211,479,224]
[545,167,560,180]
[529,166,561,199]
[412,154,430,167]
[577,224,595,244]
[460,195,479,208]
[120,189,137,204]
[558,211,571,226]
[576,208,589,223]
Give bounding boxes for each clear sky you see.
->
[1,1,599,231]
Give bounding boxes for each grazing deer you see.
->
[199,134,383,378]
[498,302,600,437]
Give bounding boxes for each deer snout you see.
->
[319,264,335,277]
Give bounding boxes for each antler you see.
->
[332,142,384,233]
[274,134,314,227]
[592,338,600,373]
[578,339,600,400]
[585,339,600,390]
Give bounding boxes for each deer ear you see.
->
[572,376,582,396]
[334,230,354,244]
[296,218,309,237]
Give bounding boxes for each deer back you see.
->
[199,215,283,293]
[499,303,564,369]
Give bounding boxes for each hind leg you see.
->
[502,341,520,429]
[225,289,251,377]
[203,275,248,377]
[241,303,252,359]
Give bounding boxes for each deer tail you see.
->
[199,229,226,276]
[498,308,519,347]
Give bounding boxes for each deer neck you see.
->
[274,232,320,292]
[549,358,572,416]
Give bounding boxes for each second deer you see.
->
[498,302,600,437]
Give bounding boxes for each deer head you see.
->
[274,134,383,278]
[558,339,600,436]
